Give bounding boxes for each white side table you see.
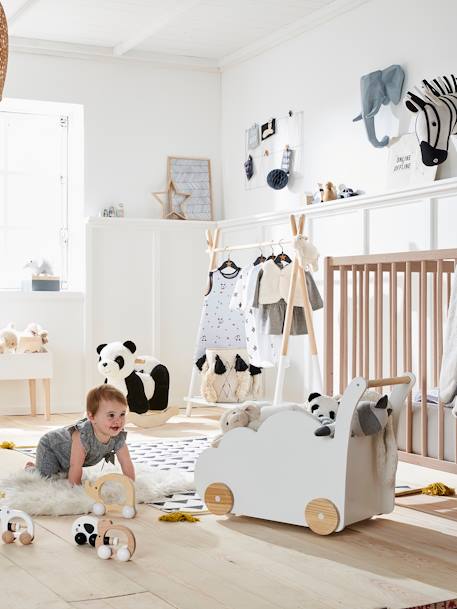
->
[0,353,53,420]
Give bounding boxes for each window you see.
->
[0,99,84,291]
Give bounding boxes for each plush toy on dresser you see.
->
[97,341,177,427]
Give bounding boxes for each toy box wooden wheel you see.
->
[204,482,234,515]
[305,498,339,535]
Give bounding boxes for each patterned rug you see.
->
[15,436,211,514]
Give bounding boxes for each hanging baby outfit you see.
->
[229,263,279,368]
[252,259,323,335]
[194,267,246,361]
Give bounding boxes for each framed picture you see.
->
[167,157,213,221]
[386,133,437,189]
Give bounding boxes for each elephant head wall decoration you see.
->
[0,1,7,101]
[353,64,405,148]
[405,75,457,167]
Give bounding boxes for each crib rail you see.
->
[324,248,457,474]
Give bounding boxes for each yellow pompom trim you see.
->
[421,482,455,496]
[0,441,36,450]
[159,512,200,522]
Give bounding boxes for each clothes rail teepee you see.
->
[185,213,322,416]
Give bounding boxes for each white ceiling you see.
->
[1,0,368,69]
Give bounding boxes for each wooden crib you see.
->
[324,248,457,474]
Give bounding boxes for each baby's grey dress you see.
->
[35,418,127,477]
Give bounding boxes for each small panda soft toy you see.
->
[306,392,339,429]
[97,341,169,415]
[308,391,392,438]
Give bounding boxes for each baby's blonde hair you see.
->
[86,384,127,416]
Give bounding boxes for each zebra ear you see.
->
[405,99,419,113]
[405,91,425,112]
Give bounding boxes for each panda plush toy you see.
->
[97,341,170,415]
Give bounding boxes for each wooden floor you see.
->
[1,409,457,609]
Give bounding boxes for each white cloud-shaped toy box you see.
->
[195,375,415,532]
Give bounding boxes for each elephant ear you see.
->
[382,64,405,105]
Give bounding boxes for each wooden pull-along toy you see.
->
[84,473,136,519]
[95,519,136,561]
[0,507,34,544]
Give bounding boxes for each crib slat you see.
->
[375,263,383,391]
[364,265,370,379]
[358,269,363,376]
[340,267,348,395]
[437,260,444,461]
[390,263,397,377]
[352,265,357,380]
[420,261,428,456]
[405,262,412,454]
[324,257,334,395]
[447,271,452,310]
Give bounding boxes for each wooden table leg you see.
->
[28,379,37,417]
[43,378,51,420]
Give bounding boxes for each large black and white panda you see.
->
[97,341,169,414]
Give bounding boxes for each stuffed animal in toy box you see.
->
[97,341,169,415]
[211,402,305,447]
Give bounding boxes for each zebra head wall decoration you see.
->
[405,75,457,166]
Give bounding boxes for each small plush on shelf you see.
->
[0,324,18,354]
[23,258,54,276]
[323,182,337,202]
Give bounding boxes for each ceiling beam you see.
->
[113,0,202,56]
[7,0,42,26]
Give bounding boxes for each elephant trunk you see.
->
[363,115,389,148]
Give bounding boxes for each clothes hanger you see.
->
[267,243,276,261]
[253,246,266,266]
[274,239,292,266]
[218,247,241,272]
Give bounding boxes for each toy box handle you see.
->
[367,375,411,388]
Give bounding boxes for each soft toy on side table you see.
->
[97,340,178,427]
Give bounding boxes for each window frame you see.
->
[0,97,84,292]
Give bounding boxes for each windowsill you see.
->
[0,290,84,301]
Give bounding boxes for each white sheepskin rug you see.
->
[0,464,194,516]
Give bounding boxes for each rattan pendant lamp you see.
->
[0,1,8,100]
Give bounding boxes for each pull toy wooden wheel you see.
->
[305,498,339,535]
[204,483,234,515]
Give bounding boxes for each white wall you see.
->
[220,0,457,219]
[5,52,221,219]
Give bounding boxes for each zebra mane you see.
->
[406,74,457,108]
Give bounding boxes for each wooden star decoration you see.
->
[152,180,191,220]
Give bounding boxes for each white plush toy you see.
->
[212,402,305,447]
[0,323,18,353]
[293,234,319,272]
[23,258,54,276]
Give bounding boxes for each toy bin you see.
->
[195,374,415,534]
